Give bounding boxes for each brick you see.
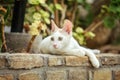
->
[65,56,89,66]
[46,70,66,80]
[0,54,8,68]
[48,56,64,66]
[19,71,41,80]
[0,57,6,68]
[99,54,120,65]
[0,74,14,80]
[6,54,43,69]
[114,70,120,80]
[93,69,112,80]
[69,69,87,80]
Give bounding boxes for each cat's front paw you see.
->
[92,59,100,68]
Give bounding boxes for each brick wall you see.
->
[0,53,120,80]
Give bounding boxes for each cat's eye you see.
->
[58,37,63,41]
[51,37,54,41]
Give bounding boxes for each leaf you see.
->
[44,18,50,24]
[25,13,34,23]
[28,0,40,5]
[33,12,41,20]
[108,5,117,13]
[41,3,53,13]
[85,32,95,39]
[77,0,84,3]
[39,10,50,18]
[116,7,120,12]
[103,16,115,29]
[75,27,84,34]
[29,20,41,35]
[55,4,62,10]
[39,0,46,4]
[27,7,36,13]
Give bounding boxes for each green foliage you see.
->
[55,4,63,10]
[28,0,45,5]
[101,0,120,28]
[25,0,62,25]
[25,2,49,25]
[76,0,84,3]
[103,16,115,28]
[73,27,95,45]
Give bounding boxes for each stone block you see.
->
[114,70,120,80]
[99,54,120,65]
[0,74,14,80]
[93,69,112,80]
[46,70,66,80]
[48,56,64,66]
[69,69,87,80]
[6,54,43,69]
[0,56,6,68]
[65,56,89,67]
[19,71,41,80]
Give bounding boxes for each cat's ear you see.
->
[62,19,73,34]
[51,20,58,32]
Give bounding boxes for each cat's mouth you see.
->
[53,46,58,49]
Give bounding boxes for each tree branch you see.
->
[85,20,103,32]
[60,0,67,27]
[71,1,77,23]
[0,16,7,52]
[53,0,59,26]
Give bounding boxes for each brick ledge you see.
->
[0,53,120,69]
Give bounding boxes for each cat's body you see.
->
[39,20,100,68]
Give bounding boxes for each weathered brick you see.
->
[65,56,89,66]
[46,70,66,80]
[0,74,14,80]
[48,56,64,66]
[99,54,120,65]
[0,54,8,68]
[69,69,87,80]
[93,69,112,80]
[6,54,43,69]
[19,71,41,80]
[114,70,120,80]
[0,57,6,68]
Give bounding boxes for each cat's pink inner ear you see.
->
[51,20,58,32]
[63,19,73,34]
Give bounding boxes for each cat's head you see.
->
[49,19,73,50]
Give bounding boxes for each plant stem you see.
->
[71,1,77,23]
[85,20,103,32]
[26,35,36,53]
[53,0,59,26]
[26,22,42,53]
[60,0,67,27]
[0,16,7,52]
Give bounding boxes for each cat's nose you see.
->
[53,44,57,48]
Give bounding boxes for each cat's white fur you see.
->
[39,19,100,68]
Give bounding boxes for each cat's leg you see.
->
[64,48,100,68]
[78,46,100,54]
[84,50,100,68]
[92,49,100,54]
[64,49,86,57]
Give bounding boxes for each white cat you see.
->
[39,19,100,68]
